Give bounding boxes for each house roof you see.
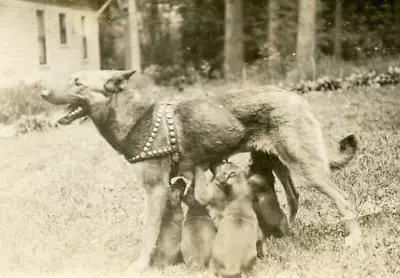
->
[21,0,105,10]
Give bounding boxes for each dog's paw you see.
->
[124,256,150,275]
[344,234,363,248]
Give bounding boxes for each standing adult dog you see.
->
[41,70,361,272]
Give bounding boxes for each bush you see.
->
[143,64,202,89]
[292,66,400,94]
[0,82,54,124]
[15,113,58,135]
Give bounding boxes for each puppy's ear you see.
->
[104,70,136,93]
[209,162,221,178]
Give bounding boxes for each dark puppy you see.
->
[249,174,290,238]
[150,180,185,268]
[248,152,290,238]
[179,167,217,270]
[210,162,263,278]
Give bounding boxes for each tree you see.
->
[125,0,141,72]
[267,0,280,79]
[224,0,244,79]
[334,0,343,61]
[296,0,317,80]
[148,0,159,64]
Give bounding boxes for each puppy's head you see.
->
[213,161,250,200]
[41,70,136,125]
[170,177,187,207]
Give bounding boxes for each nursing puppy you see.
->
[249,173,290,238]
[210,162,263,278]
[150,179,185,268]
[179,167,217,270]
[248,151,290,238]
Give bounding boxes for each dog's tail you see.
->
[329,134,358,171]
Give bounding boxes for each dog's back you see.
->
[180,177,217,269]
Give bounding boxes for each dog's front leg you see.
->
[126,166,170,273]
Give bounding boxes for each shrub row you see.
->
[292,66,400,94]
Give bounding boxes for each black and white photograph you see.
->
[0,0,399,277]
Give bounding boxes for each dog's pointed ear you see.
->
[104,70,136,93]
[121,70,136,80]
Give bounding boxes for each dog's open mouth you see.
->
[58,104,88,125]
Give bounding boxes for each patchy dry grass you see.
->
[0,84,400,278]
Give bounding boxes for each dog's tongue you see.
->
[58,105,84,125]
[58,115,74,125]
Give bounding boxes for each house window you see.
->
[59,13,67,44]
[36,10,47,64]
[81,16,88,59]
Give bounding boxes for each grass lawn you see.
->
[0,84,400,278]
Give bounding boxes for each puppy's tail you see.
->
[329,134,358,171]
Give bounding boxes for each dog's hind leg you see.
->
[272,132,362,246]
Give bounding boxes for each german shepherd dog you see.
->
[210,161,263,278]
[248,151,291,238]
[178,167,217,270]
[150,174,185,268]
[41,70,361,272]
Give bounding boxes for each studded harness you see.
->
[123,101,181,180]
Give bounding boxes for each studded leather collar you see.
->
[124,101,180,165]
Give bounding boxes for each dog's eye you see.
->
[74,79,82,86]
[226,171,237,180]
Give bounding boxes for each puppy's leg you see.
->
[256,227,265,259]
[272,159,299,227]
[126,172,170,272]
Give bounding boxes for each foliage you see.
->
[318,0,400,60]
[14,113,58,135]
[292,66,400,94]
[0,82,54,124]
[102,0,400,80]
[143,64,201,88]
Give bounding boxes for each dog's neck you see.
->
[91,93,156,156]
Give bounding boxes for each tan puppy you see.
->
[150,179,185,268]
[179,167,217,270]
[210,162,263,278]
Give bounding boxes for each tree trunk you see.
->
[224,0,244,80]
[125,0,141,73]
[149,0,159,64]
[296,0,317,80]
[334,0,343,61]
[268,0,280,79]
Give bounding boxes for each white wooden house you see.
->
[0,0,102,87]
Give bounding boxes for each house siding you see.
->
[0,0,100,87]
